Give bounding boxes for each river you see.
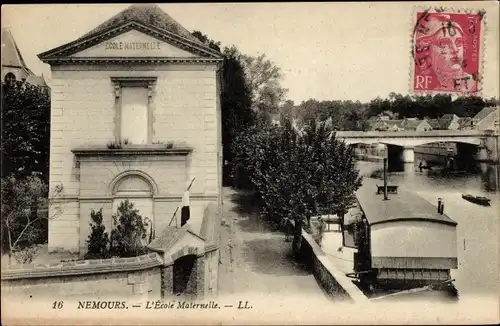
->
[356,160,500,302]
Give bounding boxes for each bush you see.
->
[1,174,49,256]
[12,244,40,264]
[109,200,148,258]
[84,209,110,259]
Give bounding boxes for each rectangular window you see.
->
[111,77,156,146]
[121,87,149,145]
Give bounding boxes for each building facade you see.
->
[38,5,223,297]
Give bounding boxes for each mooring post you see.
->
[383,158,388,200]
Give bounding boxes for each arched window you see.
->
[111,174,154,243]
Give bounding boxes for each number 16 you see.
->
[52,301,63,309]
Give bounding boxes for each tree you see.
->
[191,30,222,52]
[366,92,497,120]
[109,200,148,258]
[279,99,296,119]
[240,53,289,118]
[1,81,50,182]
[1,174,62,264]
[221,46,256,160]
[344,106,369,131]
[452,96,489,117]
[232,117,362,256]
[85,209,110,259]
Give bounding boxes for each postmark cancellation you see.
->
[410,7,487,96]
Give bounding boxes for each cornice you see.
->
[38,20,223,63]
[43,57,223,65]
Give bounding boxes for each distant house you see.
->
[438,114,461,130]
[426,118,441,130]
[458,117,474,130]
[1,27,49,90]
[372,119,403,131]
[470,107,499,130]
[401,118,433,131]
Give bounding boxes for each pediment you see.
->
[38,21,223,63]
[70,29,197,58]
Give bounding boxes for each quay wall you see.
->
[300,230,369,304]
[1,253,163,301]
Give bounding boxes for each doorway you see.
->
[173,254,197,297]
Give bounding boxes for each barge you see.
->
[344,178,459,295]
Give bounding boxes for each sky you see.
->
[2,2,499,104]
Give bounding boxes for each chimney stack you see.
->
[437,198,444,214]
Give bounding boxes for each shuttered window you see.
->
[120,87,149,145]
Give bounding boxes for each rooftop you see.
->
[77,4,203,44]
[426,118,441,129]
[402,119,428,129]
[473,107,497,122]
[355,178,457,226]
[1,28,30,70]
[148,225,205,252]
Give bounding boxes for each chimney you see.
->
[437,198,444,214]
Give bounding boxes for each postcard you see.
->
[1,2,499,325]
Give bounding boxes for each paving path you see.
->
[218,187,329,300]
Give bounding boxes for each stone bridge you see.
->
[336,129,499,165]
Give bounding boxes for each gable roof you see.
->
[385,119,403,127]
[473,107,496,122]
[440,114,459,121]
[38,4,223,63]
[369,119,403,131]
[1,28,33,74]
[458,117,473,129]
[426,118,441,129]
[148,225,205,252]
[402,119,430,130]
[438,114,461,129]
[78,5,201,43]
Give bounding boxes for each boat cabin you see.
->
[349,178,458,288]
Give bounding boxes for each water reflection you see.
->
[378,155,499,193]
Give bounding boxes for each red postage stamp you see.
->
[412,9,485,95]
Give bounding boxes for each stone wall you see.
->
[199,203,221,297]
[300,230,369,304]
[1,253,163,301]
